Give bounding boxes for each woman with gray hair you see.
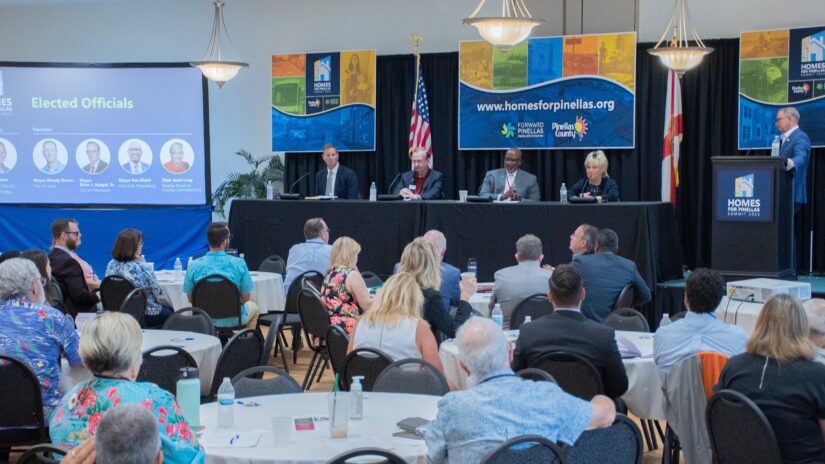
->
[49,312,203,464]
[0,257,81,417]
[568,150,619,203]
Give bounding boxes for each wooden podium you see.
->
[711,156,793,278]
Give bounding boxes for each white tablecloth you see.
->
[156,270,285,314]
[61,329,221,396]
[438,330,666,420]
[199,392,439,464]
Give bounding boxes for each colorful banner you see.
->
[739,26,825,149]
[271,50,376,152]
[458,32,636,150]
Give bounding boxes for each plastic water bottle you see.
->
[217,377,235,428]
[659,313,672,328]
[492,304,504,326]
[266,180,274,200]
[560,183,568,204]
[350,376,364,420]
[187,256,193,270]
[467,258,477,276]
[174,257,183,280]
[369,182,377,202]
[176,367,200,427]
[771,136,780,157]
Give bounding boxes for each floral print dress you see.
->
[50,378,204,464]
[321,267,362,334]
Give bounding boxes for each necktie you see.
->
[90,164,96,174]
[326,170,334,195]
[133,163,139,174]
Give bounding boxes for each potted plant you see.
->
[212,150,284,217]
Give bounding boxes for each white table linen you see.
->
[199,392,439,464]
[156,270,285,314]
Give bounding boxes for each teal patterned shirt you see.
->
[182,251,253,328]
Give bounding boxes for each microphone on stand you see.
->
[280,171,312,200]
[386,172,402,194]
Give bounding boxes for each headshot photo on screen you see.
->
[118,138,153,175]
[160,138,194,175]
[34,138,68,175]
[0,138,18,174]
[75,138,111,175]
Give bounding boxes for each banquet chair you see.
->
[260,312,289,372]
[297,288,332,391]
[509,294,554,330]
[360,271,383,288]
[118,287,148,328]
[230,366,301,398]
[516,368,557,383]
[15,443,68,464]
[258,254,286,277]
[0,355,49,462]
[564,414,643,464]
[192,274,243,342]
[342,348,393,391]
[529,351,603,400]
[257,270,323,364]
[327,447,406,464]
[705,390,782,464]
[99,275,135,312]
[614,284,636,311]
[162,307,216,336]
[603,308,650,332]
[208,328,265,399]
[137,345,198,394]
[373,359,449,396]
[325,325,349,391]
[480,435,566,464]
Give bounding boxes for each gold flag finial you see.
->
[410,33,423,54]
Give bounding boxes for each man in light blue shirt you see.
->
[183,222,259,329]
[654,268,748,374]
[283,218,332,291]
[425,318,616,464]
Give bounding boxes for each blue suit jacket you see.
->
[314,165,360,199]
[571,252,651,323]
[392,169,444,200]
[779,128,811,204]
[121,161,150,174]
[393,260,460,309]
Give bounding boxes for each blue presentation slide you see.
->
[0,65,208,205]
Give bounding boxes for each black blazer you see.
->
[391,169,444,200]
[314,165,360,199]
[48,248,99,316]
[422,287,471,343]
[569,177,619,202]
[512,309,628,399]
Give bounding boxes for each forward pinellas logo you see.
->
[500,122,515,138]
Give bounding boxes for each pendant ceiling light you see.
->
[191,1,248,88]
[647,0,713,77]
[463,0,544,52]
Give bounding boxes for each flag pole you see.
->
[410,33,423,158]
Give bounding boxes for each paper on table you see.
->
[616,335,642,358]
[323,436,393,454]
[200,430,262,448]
[294,416,329,431]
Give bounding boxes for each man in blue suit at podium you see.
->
[314,143,360,199]
[776,106,811,272]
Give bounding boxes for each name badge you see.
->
[408,184,416,190]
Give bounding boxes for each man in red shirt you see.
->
[394,148,444,200]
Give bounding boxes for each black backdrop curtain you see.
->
[286,39,824,273]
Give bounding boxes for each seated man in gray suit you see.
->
[488,234,553,328]
[572,228,651,322]
[478,148,540,201]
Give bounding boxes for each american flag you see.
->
[408,60,432,164]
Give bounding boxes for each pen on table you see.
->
[229,434,239,445]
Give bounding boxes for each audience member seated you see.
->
[488,234,552,328]
[717,294,825,464]
[283,217,332,291]
[568,150,619,202]
[0,249,21,264]
[97,404,163,464]
[0,258,81,417]
[654,268,747,374]
[320,236,373,334]
[425,317,616,464]
[804,298,825,365]
[572,228,651,322]
[398,237,473,342]
[568,223,598,257]
[512,264,628,399]
[49,218,100,316]
[105,228,174,328]
[393,230,461,310]
[183,222,259,329]
[49,312,204,464]
[349,272,446,374]
[21,248,62,309]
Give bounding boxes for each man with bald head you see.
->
[479,148,540,201]
[121,141,150,174]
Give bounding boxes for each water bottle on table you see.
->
[659,313,671,328]
[771,136,780,157]
[217,377,235,428]
[266,180,274,200]
[369,182,377,201]
[467,258,477,277]
[560,183,568,204]
[174,257,183,280]
[492,303,503,326]
[350,376,364,420]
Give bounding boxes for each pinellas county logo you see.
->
[551,116,588,140]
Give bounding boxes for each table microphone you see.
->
[386,172,402,194]
[281,171,311,200]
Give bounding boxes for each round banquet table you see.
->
[199,392,440,464]
[61,329,221,396]
[155,270,285,314]
[438,329,666,421]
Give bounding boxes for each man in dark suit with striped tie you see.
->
[776,106,811,272]
[314,143,360,199]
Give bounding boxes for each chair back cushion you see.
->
[530,351,603,400]
[705,390,782,464]
[192,274,242,326]
[230,366,301,398]
[509,294,554,330]
[373,358,449,395]
[210,329,265,397]
[137,345,198,394]
[342,348,393,391]
[565,414,643,464]
[100,275,135,312]
[162,307,216,336]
